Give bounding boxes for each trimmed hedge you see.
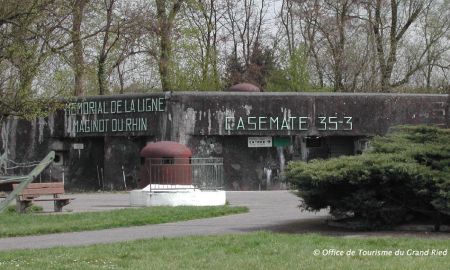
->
[286,126,450,230]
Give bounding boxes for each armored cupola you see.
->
[227,83,262,92]
[138,141,193,188]
[140,141,192,158]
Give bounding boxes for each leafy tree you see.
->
[224,42,276,89]
[169,1,224,91]
[266,46,310,91]
[155,0,185,91]
[286,125,450,230]
[179,0,222,91]
[0,0,68,120]
[224,53,244,88]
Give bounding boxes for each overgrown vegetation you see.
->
[0,206,247,238]
[286,125,450,230]
[0,232,449,270]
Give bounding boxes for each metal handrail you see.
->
[143,157,224,191]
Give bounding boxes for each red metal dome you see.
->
[227,83,261,92]
[140,141,192,158]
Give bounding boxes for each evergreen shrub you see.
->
[286,126,450,230]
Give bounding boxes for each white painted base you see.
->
[130,185,226,207]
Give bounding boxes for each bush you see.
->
[286,125,450,230]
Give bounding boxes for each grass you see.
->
[4,204,43,214]
[0,206,248,238]
[0,232,448,269]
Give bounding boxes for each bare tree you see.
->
[369,0,428,91]
[109,6,149,94]
[293,0,366,91]
[295,0,325,88]
[281,0,296,56]
[223,0,268,86]
[316,0,357,91]
[419,2,450,89]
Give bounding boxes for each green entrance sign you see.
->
[273,137,291,147]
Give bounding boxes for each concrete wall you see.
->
[1,92,448,190]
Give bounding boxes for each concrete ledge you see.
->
[130,189,226,207]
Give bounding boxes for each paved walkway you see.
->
[0,191,328,251]
[0,191,448,251]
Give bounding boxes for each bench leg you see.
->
[16,199,31,214]
[54,200,70,212]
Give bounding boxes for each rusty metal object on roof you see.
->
[227,83,261,92]
[140,141,192,158]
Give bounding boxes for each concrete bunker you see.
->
[0,92,447,191]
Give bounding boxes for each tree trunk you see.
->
[117,65,124,94]
[315,56,324,88]
[158,28,172,91]
[72,0,87,96]
[156,0,183,92]
[333,63,344,92]
[97,56,107,95]
[425,64,432,89]
[97,0,116,95]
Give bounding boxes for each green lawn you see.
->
[0,232,448,270]
[0,206,248,238]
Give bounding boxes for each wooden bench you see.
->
[13,182,74,213]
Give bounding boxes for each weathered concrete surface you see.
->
[171,92,448,136]
[55,92,449,138]
[0,92,448,190]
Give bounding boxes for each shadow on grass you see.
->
[239,217,450,239]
